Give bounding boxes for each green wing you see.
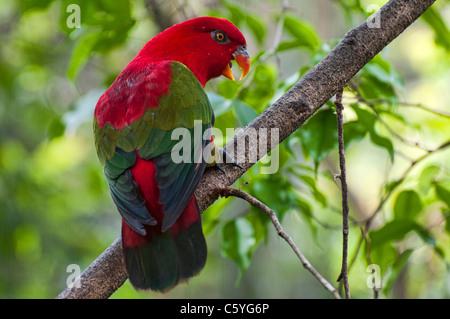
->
[94,61,213,234]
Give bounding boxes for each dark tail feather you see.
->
[122,198,207,292]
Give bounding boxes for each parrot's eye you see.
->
[212,30,228,43]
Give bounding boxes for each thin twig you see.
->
[334,90,351,299]
[357,96,450,119]
[217,186,342,299]
[399,102,450,119]
[350,86,440,152]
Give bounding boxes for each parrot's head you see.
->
[139,17,250,87]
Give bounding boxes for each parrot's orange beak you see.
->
[222,45,250,81]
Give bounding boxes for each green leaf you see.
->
[413,225,436,247]
[358,56,402,100]
[295,195,312,218]
[233,99,259,126]
[47,116,66,140]
[245,14,266,45]
[221,218,256,282]
[369,129,394,162]
[297,108,338,169]
[367,241,397,276]
[364,63,393,84]
[63,0,135,80]
[206,91,232,117]
[369,220,417,249]
[394,190,423,220]
[250,175,295,221]
[217,78,241,99]
[66,29,101,80]
[245,212,267,248]
[363,57,403,89]
[418,165,440,194]
[383,249,414,296]
[414,224,445,258]
[343,120,367,146]
[282,14,321,51]
[350,104,394,162]
[221,0,245,25]
[370,219,442,257]
[421,6,450,52]
[294,174,327,207]
[434,182,450,209]
[241,63,276,111]
[350,103,375,127]
[445,212,450,235]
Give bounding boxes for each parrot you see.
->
[93,17,250,292]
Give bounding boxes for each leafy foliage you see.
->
[1,0,449,299]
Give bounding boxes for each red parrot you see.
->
[93,17,250,292]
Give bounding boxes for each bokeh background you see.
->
[1,0,449,299]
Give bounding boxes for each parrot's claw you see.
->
[208,146,242,173]
[215,162,226,174]
[220,147,243,169]
[232,161,243,169]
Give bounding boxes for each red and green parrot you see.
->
[93,17,250,292]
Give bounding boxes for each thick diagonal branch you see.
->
[57,0,436,299]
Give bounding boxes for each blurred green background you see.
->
[1,0,450,299]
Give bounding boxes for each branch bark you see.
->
[57,0,436,299]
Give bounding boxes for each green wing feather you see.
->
[94,61,213,234]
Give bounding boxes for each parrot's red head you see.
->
[137,17,250,87]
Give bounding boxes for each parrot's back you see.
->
[94,60,212,292]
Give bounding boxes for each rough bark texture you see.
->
[57,0,436,299]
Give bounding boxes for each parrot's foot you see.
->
[209,147,242,174]
[220,147,243,170]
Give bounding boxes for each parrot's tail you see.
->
[121,159,207,292]
[121,200,207,292]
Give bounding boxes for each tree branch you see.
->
[216,186,342,299]
[334,90,351,299]
[57,0,437,298]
